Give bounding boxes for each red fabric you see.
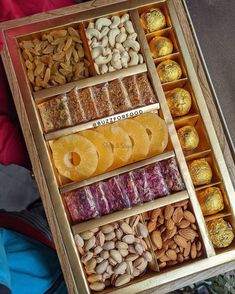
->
[0,0,75,167]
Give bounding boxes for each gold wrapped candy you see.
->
[157,60,182,83]
[149,36,173,58]
[207,218,234,248]
[198,187,224,216]
[166,88,192,117]
[189,159,213,186]
[140,8,166,33]
[177,125,199,152]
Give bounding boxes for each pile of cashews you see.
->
[86,14,144,74]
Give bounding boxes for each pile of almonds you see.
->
[74,215,152,291]
[145,200,203,269]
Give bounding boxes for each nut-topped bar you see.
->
[1,0,235,293]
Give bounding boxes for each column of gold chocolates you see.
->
[138,3,234,251]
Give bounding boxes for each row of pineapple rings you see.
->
[51,113,168,182]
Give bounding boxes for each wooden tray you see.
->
[1,0,235,293]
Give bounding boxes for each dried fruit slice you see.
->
[134,113,168,156]
[80,130,113,175]
[96,125,132,168]
[51,134,98,181]
[116,119,150,161]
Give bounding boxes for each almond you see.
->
[159,253,171,262]
[162,226,177,241]
[160,224,166,234]
[179,228,196,241]
[191,242,197,259]
[159,262,166,269]
[172,207,183,224]
[164,205,174,220]
[151,208,162,221]
[174,235,188,249]
[196,241,202,251]
[177,253,184,263]
[191,223,197,230]
[155,248,165,259]
[178,219,190,229]
[173,200,189,207]
[165,218,175,230]
[167,260,178,266]
[197,250,202,258]
[184,210,195,223]
[151,230,162,249]
[183,241,191,257]
[147,221,156,233]
[166,249,177,261]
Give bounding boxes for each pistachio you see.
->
[90,282,105,291]
[86,258,97,273]
[96,260,108,274]
[110,250,122,263]
[80,231,94,240]
[101,224,114,234]
[115,274,131,287]
[74,234,84,247]
[122,235,135,244]
[116,241,128,250]
[114,261,127,274]
[121,222,133,234]
[105,231,116,241]
[85,236,96,251]
[87,274,102,283]
[119,249,129,257]
[136,223,148,238]
[81,251,93,264]
[96,231,105,247]
[103,241,115,251]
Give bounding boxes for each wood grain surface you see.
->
[0,0,234,293]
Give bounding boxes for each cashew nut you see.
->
[95,53,112,65]
[100,64,108,74]
[127,33,137,41]
[121,51,129,68]
[111,52,122,69]
[100,27,110,39]
[120,14,130,25]
[94,63,100,74]
[108,28,120,47]
[101,35,109,47]
[91,46,103,59]
[110,16,121,29]
[123,39,140,52]
[116,32,127,43]
[95,18,112,31]
[128,50,139,66]
[86,28,101,40]
[115,43,125,53]
[124,20,135,34]
[91,38,101,49]
[138,53,144,64]
[102,47,111,56]
[87,22,95,29]
[108,65,115,72]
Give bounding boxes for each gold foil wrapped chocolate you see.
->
[149,36,173,58]
[166,88,192,117]
[177,125,199,152]
[198,187,224,216]
[140,8,166,33]
[207,218,234,248]
[189,159,213,186]
[157,60,182,83]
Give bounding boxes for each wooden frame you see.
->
[1,0,235,293]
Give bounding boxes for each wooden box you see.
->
[1,0,235,293]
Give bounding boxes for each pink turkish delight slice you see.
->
[63,187,99,223]
[117,172,142,206]
[159,157,185,192]
[89,182,110,216]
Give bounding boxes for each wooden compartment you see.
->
[1,0,235,293]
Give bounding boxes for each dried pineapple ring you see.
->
[96,125,132,169]
[80,130,114,175]
[51,134,98,181]
[134,113,168,156]
[116,119,150,162]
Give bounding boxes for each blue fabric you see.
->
[0,228,67,294]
